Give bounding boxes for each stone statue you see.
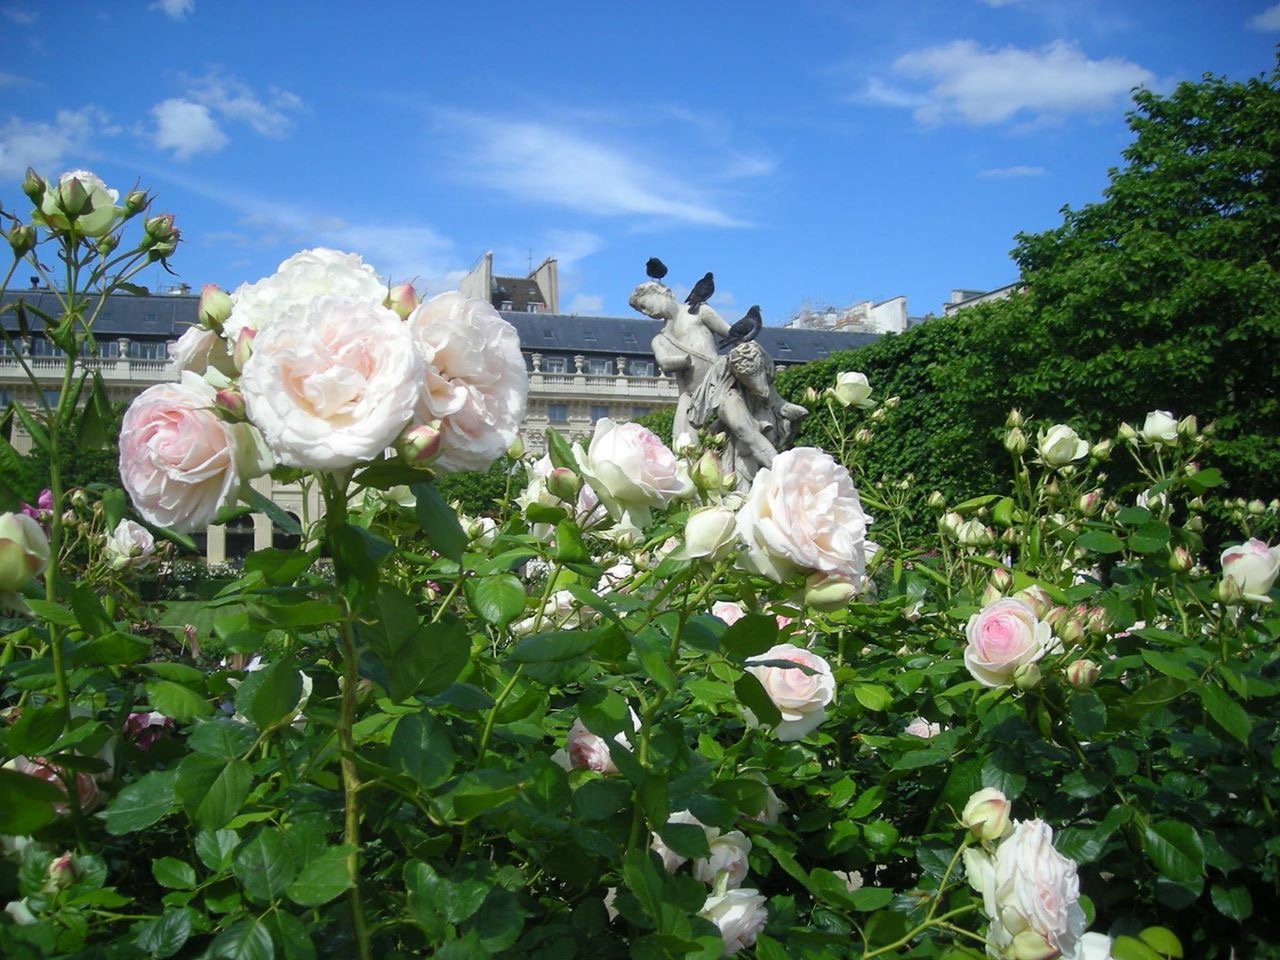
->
[629,281,730,443]
[687,340,808,489]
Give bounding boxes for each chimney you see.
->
[29,276,39,289]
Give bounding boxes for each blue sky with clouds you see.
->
[2,1,1278,324]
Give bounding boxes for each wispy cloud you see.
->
[150,0,194,20]
[978,165,1046,177]
[864,40,1153,126]
[0,107,115,179]
[437,112,751,228]
[1,7,36,25]
[1249,3,1280,30]
[566,293,604,314]
[152,99,227,160]
[148,71,303,160]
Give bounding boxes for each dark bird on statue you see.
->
[719,305,763,350]
[685,271,714,314]
[645,257,668,281]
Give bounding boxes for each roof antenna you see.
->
[528,248,533,275]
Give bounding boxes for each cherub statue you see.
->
[688,340,808,489]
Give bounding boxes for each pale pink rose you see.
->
[574,419,693,530]
[104,519,155,571]
[692,830,752,889]
[699,888,768,955]
[564,709,638,775]
[168,326,235,378]
[964,598,1053,688]
[119,372,267,533]
[677,504,738,561]
[226,247,387,341]
[650,810,705,873]
[10,756,101,815]
[240,295,423,470]
[406,292,529,473]
[735,447,868,584]
[517,454,605,541]
[745,643,836,741]
[960,787,1013,841]
[1221,538,1279,603]
[904,716,942,739]
[712,600,746,626]
[965,820,1086,960]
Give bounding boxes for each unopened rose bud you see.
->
[1169,546,1193,573]
[1014,585,1052,618]
[939,511,962,538]
[233,327,255,371]
[801,386,819,406]
[385,282,418,320]
[1271,499,1280,512]
[507,436,525,459]
[1188,497,1205,512]
[1102,499,1120,517]
[804,572,859,611]
[144,213,177,241]
[7,224,35,258]
[43,852,77,893]
[60,509,77,528]
[673,432,697,457]
[1247,499,1266,516]
[95,233,119,256]
[1086,606,1111,637]
[981,583,1003,605]
[546,466,582,503]
[1066,659,1100,690]
[927,490,946,511]
[70,489,88,508]
[1059,616,1085,646]
[989,567,1012,592]
[1090,439,1113,461]
[122,189,150,217]
[1077,489,1102,517]
[21,167,45,205]
[214,387,246,421]
[55,175,89,218]
[884,395,901,408]
[1217,576,1244,605]
[198,284,234,332]
[1117,421,1137,443]
[1044,605,1067,630]
[1185,461,1200,476]
[854,428,873,445]
[869,407,887,423]
[693,449,725,494]
[396,423,442,467]
[1175,414,1197,440]
[1005,409,1025,429]
[1013,662,1042,690]
[1001,427,1026,456]
[960,787,1012,841]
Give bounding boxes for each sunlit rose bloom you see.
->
[563,716,637,775]
[1139,410,1178,446]
[712,600,746,626]
[1221,538,1279,603]
[41,169,120,237]
[745,643,836,741]
[699,888,768,955]
[1036,425,1088,468]
[574,419,692,530]
[168,326,236,379]
[904,716,942,739]
[964,597,1053,688]
[104,519,155,570]
[692,829,753,889]
[240,295,423,470]
[406,292,529,473]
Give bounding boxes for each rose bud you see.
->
[397,423,443,467]
[122,189,150,217]
[804,572,859,611]
[546,466,582,504]
[1013,662,1042,690]
[1066,659,1100,690]
[989,567,1013,592]
[506,436,525,460]
[384,282,418,320]
[1177,414,1198,440]
[693,449,725,494]
[21,167,45,204]
[198,284,234,332]
[1090,439,1113,461]
[960,787,1012,841]
[214,387,246,422]
[1169,546,1193,573]
[1077,489,1102,517]
[1005,409,1025,429]
[927,490,946,511]
[981,583,1003,606]
[0,512,51,592]
[8,224,36,258]
[232,327,256,371]
[1117,421,1138,443]
[1003,427,1028,456]
[1086,606,1111,637]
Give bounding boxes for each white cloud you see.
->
[439,113,746,227]
[151,98,227,160]
[0,107,112,179]
[870,40,1154,126]
[150,0,193,19]
[1249,3,1280,30]
[981,0,1024,6]
[566,293,604,314]
[1,7,36,25]
[187,72,302,138]
[978,165,1046,177]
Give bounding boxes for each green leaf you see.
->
[464,573,527,628]
[1076,530,1125,554]
[1128,521,1171,554]
[405,860,490,924]
[578,688,631,740]
[0,766,61,834]
[719,613,778,660]
[390,713,456,789]
[1209,882,1252,921]
[852,683,893,711]
[266,911,316,960]
[848,886,895,911]
[243,484,301,534]
[145,679,213,721]
[8,703,65,755]
[387,619,471,702]
[24,599,78,626]
[246,659,303,730]
[1138,926,1184,958]
[545,427,577,470]
[1112,936,1164,960]
[1140,649,1198,682]
[189,719,256,759]
[1199,683,1252,744]
[573,778,633,820]
[195,828,240,872]
[175,755,252,830]
[554,519,592,564]
[151,857,196,890]
[329,523,394,586]
[209,917,274,960]
[73,630,151,666]
[734,672,782,728]
[133,908,192,959]
[1142,820,1205,883]
[1069,690,1107,737]
[242,546,317,585]
[104,768,177,835]
[657,821,711,861]
[286,845,354,907]
[233,826,299,902]
[412,481,467,562]
[508,629,600,663]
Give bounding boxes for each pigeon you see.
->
[719,305,763,350]
[685,272,714,314]
[646,257,668,281]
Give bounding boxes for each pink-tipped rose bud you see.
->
[981,583,1003,606]
[1077,488,1102,517]
[1169,545,1193,573]
[1086,606,1111,637]
[233,327,255,371]
[1013,662,1042,690]
[989,566,1013,592]
[960,787,1012,841]
[1014,586,1053,619]
[198,284,234,332]
[1066,659,1100,690]
[1217,575,1245,605]
[385,282,418,320]
[43,853,78,893]
[396,423,443,467]
[214,387,246,422]
[546,467,582,504]
[122,189,150,217]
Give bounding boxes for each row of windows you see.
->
[545,404,652,423]
[538,356,654,376]
[1,338,171,359]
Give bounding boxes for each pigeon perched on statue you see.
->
[685,272,714,314]
[646,257,668,281]
[719,305,763,350]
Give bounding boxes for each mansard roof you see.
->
[1,290,198,337]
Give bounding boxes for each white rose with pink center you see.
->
[744,642,836,741]
[964,597,1053,688]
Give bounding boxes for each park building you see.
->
[1,282,876,563]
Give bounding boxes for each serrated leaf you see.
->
[1142,820,1204,883]
[1209,882,1252,921]
[195,828,240,872]
[209,917,274,960]
[134,907,192,959]
[719,614,778,660]
[853,683,893,711]
[1199,683,1252,744]
[286,845,354,907]
[233,826,298,902]
[508,629,599,663]
[104,768,177,835]
[390,713,456,789]
[175,755,251,831]
[189,718,257,759]
[412,481,467,562]
[145,679,212,721]
[1076,530,1125,554]
[151,857,196,890]
[464,573,526,628]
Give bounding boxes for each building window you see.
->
[632,406,651,418]
[547,403,568,422]
[628,359,654,376]
[585,358,611,375]
[224,516,255,561]
[500,300,513,310]
[590,405,609,422]
[273,514,302,551]
[525,303,541,312]
[128,340,168,360]
[543,356,567,374]
[145,313,157,322]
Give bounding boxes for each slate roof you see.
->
[1,291,198,337]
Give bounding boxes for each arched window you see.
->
[224,516,255,562]
[273,514,302,551]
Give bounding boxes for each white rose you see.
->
[832,371,874,408]
[676,504,738,561]
[1036,425,1088,468]
[745,643,836,741]
[693,829,753,889]
[563,717,635,775]
[1139,410,1178,446]
[966,820,1086,960]
[699,888,768,955]
[512,589,589,636]
[226,247,387,341]
[240,295,423,470]
[904,716,942,739]
[736,447,868,584]
[169,326,237,380]
[42,169,120,237]
[574,419,693,530]
[406,292,529,473]
[1079,932,1114,960]
[960,787,1013,841]
[1221,538,1280,603]
[964,597,1053,688]
[104,519,155,571]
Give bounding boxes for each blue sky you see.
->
[1,1,1277,325]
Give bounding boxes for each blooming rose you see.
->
[699,888,768,955]
[735,447,868,584]
[964,597,1053,688]
[406,292,529,473]
[745,643,836,741]
[240,295,423,470]
[1139,409,1178,446]
[563,717,629,775]
[1221,538,1280,603]
[168,326,236,379]
[711,600,746,626]
[651,810,705,872]
[964,819,1086,960]
[1079,932,1115,960]
[226,247,387,341]
[693,829,753,889]
[832,371,874,409]
[9,756,102,815]
[0,513,50,592]
[104,519,155,571]
[960,787,1013,841]
[124,711,174,752]
[1036,425,1088,468]
[39,169,120,237]
[904,716,942,739]
[677,504,738,561]
[120,373,268,532]
[574,419,692,530]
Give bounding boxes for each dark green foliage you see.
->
[433,457,526,518]
[632,407,674,445]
